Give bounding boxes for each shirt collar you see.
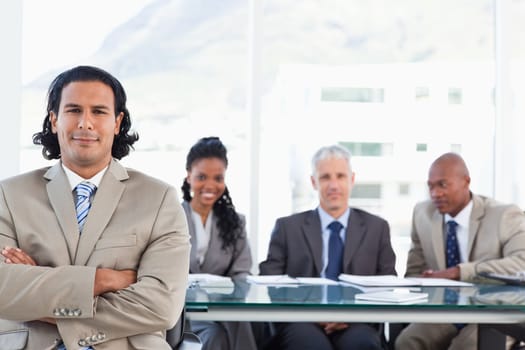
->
[445,199,473,227]
[317,206,351,230]
[62,162,108,191]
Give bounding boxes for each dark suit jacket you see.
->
[259,208,396,277]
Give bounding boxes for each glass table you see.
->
[185,281,525,350]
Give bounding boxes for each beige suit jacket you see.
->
[405,194,525,281]
[0,160,190,349]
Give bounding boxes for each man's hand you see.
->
[94,269,137,296]
[422,266,460,280]
[318,322,349,335]
[1,246,36,265]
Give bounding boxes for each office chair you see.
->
[478,324,525,350]
[166,308,202,350]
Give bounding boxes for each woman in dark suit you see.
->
[181,136,256,350]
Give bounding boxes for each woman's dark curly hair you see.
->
[182,137,242,251]
[32,65,139,160]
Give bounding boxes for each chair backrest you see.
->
[166,309,202,350]
[166,309,186,348]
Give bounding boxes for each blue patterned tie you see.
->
[325,221,344,280]
[75,181,96,233]
[445,220,465,330]
[446,220,460,268]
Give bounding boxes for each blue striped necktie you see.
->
[75,181,96,233]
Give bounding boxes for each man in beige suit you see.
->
[0,66,190,349]
[395,153,525,350]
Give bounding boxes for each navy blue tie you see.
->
[446,220,460,268]
[445,220,465,331]
[325,221,344,280]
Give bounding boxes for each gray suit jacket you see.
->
[259,208,396,277]
[0,160,190,349]
[405,194,525,281]
[182,201,252,278]
[182,201,256,350]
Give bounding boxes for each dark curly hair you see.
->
[182,136,242,251]
[32,65,139,160]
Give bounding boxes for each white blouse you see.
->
[191,209,213,265]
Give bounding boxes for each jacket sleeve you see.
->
[0,185,98,323]
[226,215,253,278]
[460,205,525,281]
[405,205,429,277]
[258,218,287,275]
[376,218,397,275]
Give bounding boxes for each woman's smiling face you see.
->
[186,157,227,211]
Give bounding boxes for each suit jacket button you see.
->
[73,308,82,316]
[97,332,106,340]
[53,309,61,316]
[78,339,87,346]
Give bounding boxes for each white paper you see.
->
[295,277,339,285]
[338,274,420,287]
[246,275,299,285]
[355,290,428,304]
[338,274,473,287]
[406,277,473,287]
[188,273,233,288]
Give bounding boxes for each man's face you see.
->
[50,81,123,177]
[427,161,471,217]
[311,157,355,218]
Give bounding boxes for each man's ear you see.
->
[114,112,124,135]
[311,175,318,190]
[50,112,58,133]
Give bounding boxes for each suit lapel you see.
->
[74,160,127,265]
[431,210,446,270]
[467,195,484,260]
[343,210,366,272]
[182,201,200,273]
[302,210,323,276]
[45,163,79,264]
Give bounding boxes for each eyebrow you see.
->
[63,103,111,110]
[92,105,111,110]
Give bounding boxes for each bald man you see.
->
[395,153,525,350]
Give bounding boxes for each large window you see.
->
[13,0,521,275]
[257,0,495,274]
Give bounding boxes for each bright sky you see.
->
[22,0,153,84]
